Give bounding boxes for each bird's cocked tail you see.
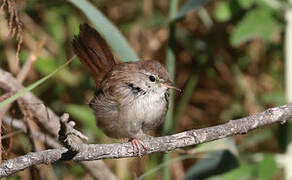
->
[72,23,117,84]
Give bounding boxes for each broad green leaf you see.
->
[230,8,280,46]
[215,1,232,22]
[68,0,139,61]
[0,57,75,108]
[172,0,211,21]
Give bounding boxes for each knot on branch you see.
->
[58,113,88,152]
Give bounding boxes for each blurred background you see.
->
[0,0,291,179]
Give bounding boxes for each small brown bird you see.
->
[72,23,180,156]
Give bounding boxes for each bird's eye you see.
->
[149,75,156,82]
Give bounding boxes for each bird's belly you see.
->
[128,92,168,131]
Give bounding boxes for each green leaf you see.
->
[0,57,74,108]
[172,0,210,21]
[230,8,280,46]
[68,0,139,61]
[215,1,232,22]
[258,154,277,180]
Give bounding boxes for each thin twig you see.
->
[3,116,62,149]
[17,37,46,82]
[0,130,22,140]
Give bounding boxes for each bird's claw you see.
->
[131,138,147,157]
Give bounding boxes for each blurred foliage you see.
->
[172,0,211,21]
[209,154,277,180]
[0,0,289,179]
[183,150,239,180]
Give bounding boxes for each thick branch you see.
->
[0,103,291,177]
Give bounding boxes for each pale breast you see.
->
[126,90,169,132]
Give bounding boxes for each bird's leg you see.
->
[130,138,147,157]
[130,131,153,157]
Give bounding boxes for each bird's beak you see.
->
[160,81,181,92]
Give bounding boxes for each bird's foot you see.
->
[130,138,147,157]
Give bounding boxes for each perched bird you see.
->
[72,23,180,156]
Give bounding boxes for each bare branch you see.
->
[16,37,46,82]
[3,116,61,148]
[0,103,291,177]
[3,116,117,180]
[58,113,88,152]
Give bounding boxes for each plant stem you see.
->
[162,0,178,180]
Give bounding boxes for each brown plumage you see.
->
[72,23,180,156]
[72,23,117,84]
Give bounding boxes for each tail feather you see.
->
[72,23,117,84]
